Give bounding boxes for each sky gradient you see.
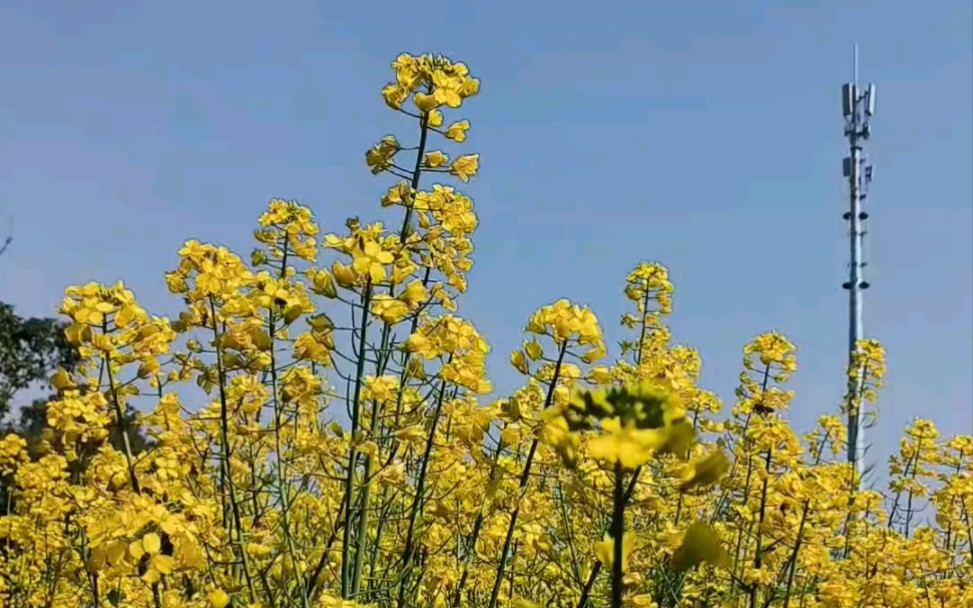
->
[1,0,971,472]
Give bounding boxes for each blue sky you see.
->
[1,0,970,472]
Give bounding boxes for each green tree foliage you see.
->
[0,302,78,421]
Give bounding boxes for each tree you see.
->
[0,302,78,422]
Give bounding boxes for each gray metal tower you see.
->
[841,45,876,484]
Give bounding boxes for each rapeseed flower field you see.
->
[0,54,969,608]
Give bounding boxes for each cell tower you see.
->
[841,45,876,485]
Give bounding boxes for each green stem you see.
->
[749,446,773,608]
[486,342,567,608]
[395,377,449,608]
[268,306,309,608]
[398,117,430,241]
[775,426,833,608]
[101,324,140,494]
[209,297,257,603]
[962,505,973,564]
[576,466,643,608]
[365,485,394,599]
[351,392,382,597]
[450,432,506,607]
[341,279,373,597]
[729,365,770,597]
[903,440,922,538]
[346,112,431,599]
[611,463,625,608]
[780,502,809,608]
[304,498,345,599]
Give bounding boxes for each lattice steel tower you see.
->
[841,45,876,484]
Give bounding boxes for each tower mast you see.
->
[841,44,876,485]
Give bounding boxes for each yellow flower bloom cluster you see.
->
[0,53,969,608]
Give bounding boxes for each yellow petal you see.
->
[128,540,145,560]
[679,450,730,492]
[151,553,175,575]
[51,367,76,390]
[208,590,230,608]
[414,93,438,112]
[592,533,638,572]
[510,350,529,374]
[671,522,729,572]
[105,542,126,565]
[142,532,162,555]
[593,535,613,567]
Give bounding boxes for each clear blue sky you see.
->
[1,1,970,471]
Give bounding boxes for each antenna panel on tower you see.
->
[842,84,854,117]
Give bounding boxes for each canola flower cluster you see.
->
[0,53,970,608]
